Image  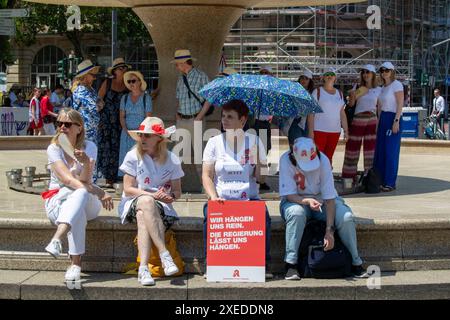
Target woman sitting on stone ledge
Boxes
[43,108,114,283]
[118,117,183,286]
[202,99,272,278]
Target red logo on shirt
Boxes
[294,171,306,190]
[144,177,151,184]
[233,269,240,278]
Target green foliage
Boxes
[12,1,150,55]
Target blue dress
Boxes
[118,92,152,176]
[72,85,99,143]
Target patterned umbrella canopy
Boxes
[198,74,322,117]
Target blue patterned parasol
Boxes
[198,74,322,117]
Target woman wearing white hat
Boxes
[96,58,131,187]
[311,68,348,165]
[118,70,153,178]
[118,117,182,286]
[279,137,367,280]
[71,60,101,143]
[342,64,381,181]
[373,62,404,192]
[44,108,114,282]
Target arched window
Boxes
[31,46,66,89]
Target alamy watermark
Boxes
[366,265,381,290]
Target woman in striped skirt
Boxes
[342,64,381,181]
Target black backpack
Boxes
[297,220,352,279]
[362,168,381,194]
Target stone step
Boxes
[2,269,450,300]
[1,208,450,273]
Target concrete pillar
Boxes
[133,5,245,121]
[133,5,245,192]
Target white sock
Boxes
[139,266,149,273]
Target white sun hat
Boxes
[128,117,176,141]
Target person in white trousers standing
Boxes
[43,108,114,282]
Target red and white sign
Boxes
[206,200,266,283]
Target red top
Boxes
[40,96,54,117]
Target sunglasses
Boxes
[56,121,79,128]
[360,70,372,74]
[127,79,139,84]
[137,133,152,138]
[379,68,391,73]
[323,73,336,77]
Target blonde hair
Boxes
[50,108,85,150]
[71,73,93,93]
[135,137,168,165]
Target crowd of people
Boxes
[40,49,407,285]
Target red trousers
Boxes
[314,131,341,165]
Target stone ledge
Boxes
[2,270,450,300]
[1,215,450,232]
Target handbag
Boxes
[43,115,55,124]
[298,220,352,279]
[182,75,215,117]
[344,104,355,127]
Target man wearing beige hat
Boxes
[172,49,211,149]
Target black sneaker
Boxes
[284,264,301,280]
[352,265,370,278]
[259,182,271,191]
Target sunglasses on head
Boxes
[127,79,139,84]
[323,72,336,77]
[56,121,79,128]
[137,132,152,138]
[379,68,391,73]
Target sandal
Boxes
[381,185,396,192]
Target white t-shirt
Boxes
[433,96,445,114]
[378,80,403,113]
[312,87,345,133]
[203,132,267,200]
[355,87,382,114]
[118,149,184,223]
[47,140,97,190]
[279,151,337,201]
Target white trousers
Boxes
[46,188,101,255]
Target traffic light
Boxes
[57,58,68,80]
[421,73,429,86]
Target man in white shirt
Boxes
[432,89,446,132]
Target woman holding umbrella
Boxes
[202,99,272,278]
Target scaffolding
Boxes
[223,0,450,106]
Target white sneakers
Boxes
[65,265,81,282]
[160,251,179,276]
[138,267,155,286]
[45,239,62,258]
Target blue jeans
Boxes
[203,201,271,261]
[280,197,363,266]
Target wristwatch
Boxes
[326,225,335,233]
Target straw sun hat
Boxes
[123,70,147,91]
[74,60,100,79]
[128,117,176,141]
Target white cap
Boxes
[380,62,395,70]
[292,138,320,172]
[361,64,376,73]
[302,70,313,79]
[323,67,337,75]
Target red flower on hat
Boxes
[151,124,165,135]
[139,125,145,131]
